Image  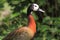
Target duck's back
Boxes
[2,27,35,40]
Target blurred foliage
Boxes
[0,0,60,40]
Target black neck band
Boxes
[27,6,32,16]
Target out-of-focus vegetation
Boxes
[0,0,60,40]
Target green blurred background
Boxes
[0,0,60,40]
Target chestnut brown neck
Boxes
[28,14,36,33]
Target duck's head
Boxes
[27,3,45,15]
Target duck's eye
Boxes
[35,5,37,7]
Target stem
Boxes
[43,32,46,40]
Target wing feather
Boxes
[2,27,34,40]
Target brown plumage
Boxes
[2,3,45,40]
[3,15,36,40]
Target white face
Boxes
[32,4,39,11]
[31,3,45,13]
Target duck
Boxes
[2,3,45,40]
